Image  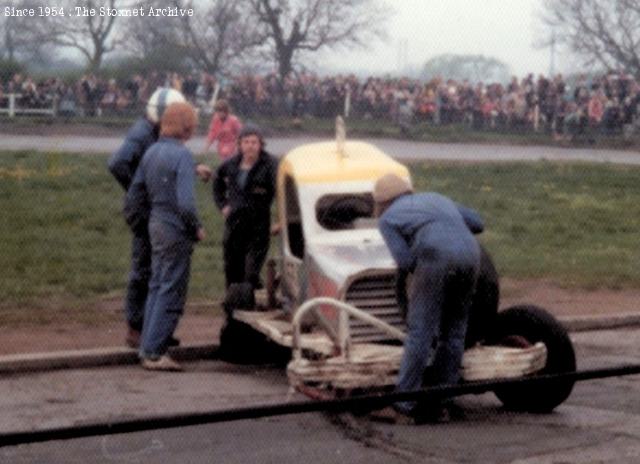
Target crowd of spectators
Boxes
[0,71,218,118]
[2,69,640,138]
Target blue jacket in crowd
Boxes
[378,192,484,271]
[126,137,201,241]
[108,117,159,191]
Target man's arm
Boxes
[266,154,278,203]
[108,121,155,190]
[205,116,220,150]
[123,166,149,233]
[456,203,484,234]
[379,215,414,271]
[231,116,242,138]
[212,161,229,211]
[176,153,202,240]
[108,137,142,190]
[195,163,212,182]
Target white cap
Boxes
[146,87,186,124]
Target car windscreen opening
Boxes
[316,193,376,230]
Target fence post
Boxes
[52,95,59,117]
[344,86,351,118]
[9,94,15,118]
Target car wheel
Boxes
[219,318,290,365]
[488,305,576,413]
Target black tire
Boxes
[488,305,576,413]
[395,244,500,348]
[218,318,290,365]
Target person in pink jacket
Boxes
[204,99,242,161]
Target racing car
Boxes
[220,120,576,413]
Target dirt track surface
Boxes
[499,278,640,316]
[0,313,223,356]
[2,279,639,356]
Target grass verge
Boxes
[1,150,639,324]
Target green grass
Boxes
[1,150,639,325]
[412,161,640,289]
[0,150,226,324]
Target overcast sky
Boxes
[318,0,577,78]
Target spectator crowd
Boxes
[2,69,640,138]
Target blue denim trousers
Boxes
[395,254,479,414]
[126,230,151,332]
[140,221,193,358]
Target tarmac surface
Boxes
[2,133,640,165]
[2,327,640,463]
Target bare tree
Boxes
[126,16,179,58]
[247,0,389,82]
[543,0,640,74]
[116,1,188,78]
[124,0,184,58]
[177,0,265,75]
[1,15,17,61]
[36,0,121,72]
[122,0,263,76]
[1,0,52,63]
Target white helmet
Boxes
[146,87,186,124]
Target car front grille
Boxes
[344,274,406,343]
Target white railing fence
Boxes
[0,94,58,117]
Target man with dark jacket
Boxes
[108,87,187,348]
[212,124,278,290]
[370,173,484,424]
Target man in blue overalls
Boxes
[109,88,210,348]
[370,173,484,424]
[126,101,206,371]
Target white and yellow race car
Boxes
[222,119,576,413]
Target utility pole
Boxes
[549,28,556,77]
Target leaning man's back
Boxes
[379,192,483,271]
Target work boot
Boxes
[369,406,415,425]
[141,355,183,372]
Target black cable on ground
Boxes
[2,363,640,448]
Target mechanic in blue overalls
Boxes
[370,173,484,424]
[109,88,210,349]
[126,101,206,371]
